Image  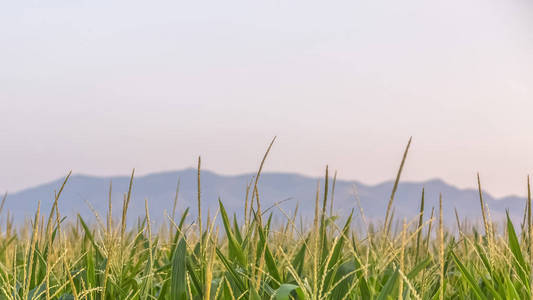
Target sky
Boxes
[1,0,533,197]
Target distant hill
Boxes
[2,169,527,227]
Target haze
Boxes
[1,0,533,197]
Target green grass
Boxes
[1,139,533,299]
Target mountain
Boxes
[1,169,527,227]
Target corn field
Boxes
[1,140,533,299]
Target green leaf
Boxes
[249,284,262,300]
[219,199,246,266]
[170,238,187,300]
[407,257,430,279]
[290,238,308,278]
[352,239,371,299]
[377,268,399,300]
[77,214,104,260]
[273,284,305,300]
[506,212,529,289]
[330,260,356,299]
[321,211,353,293]
[451,251,486,300]
[86,244,96,298]
[169,208,189,261]
[257,224,282,287]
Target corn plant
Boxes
[1,139,533,299]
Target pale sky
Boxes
[1,0,533,197]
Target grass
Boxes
[1,139,533,299]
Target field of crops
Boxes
[1,142,533,300]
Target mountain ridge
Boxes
[2,169,527,226]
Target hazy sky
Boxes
[1,0,533,197]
